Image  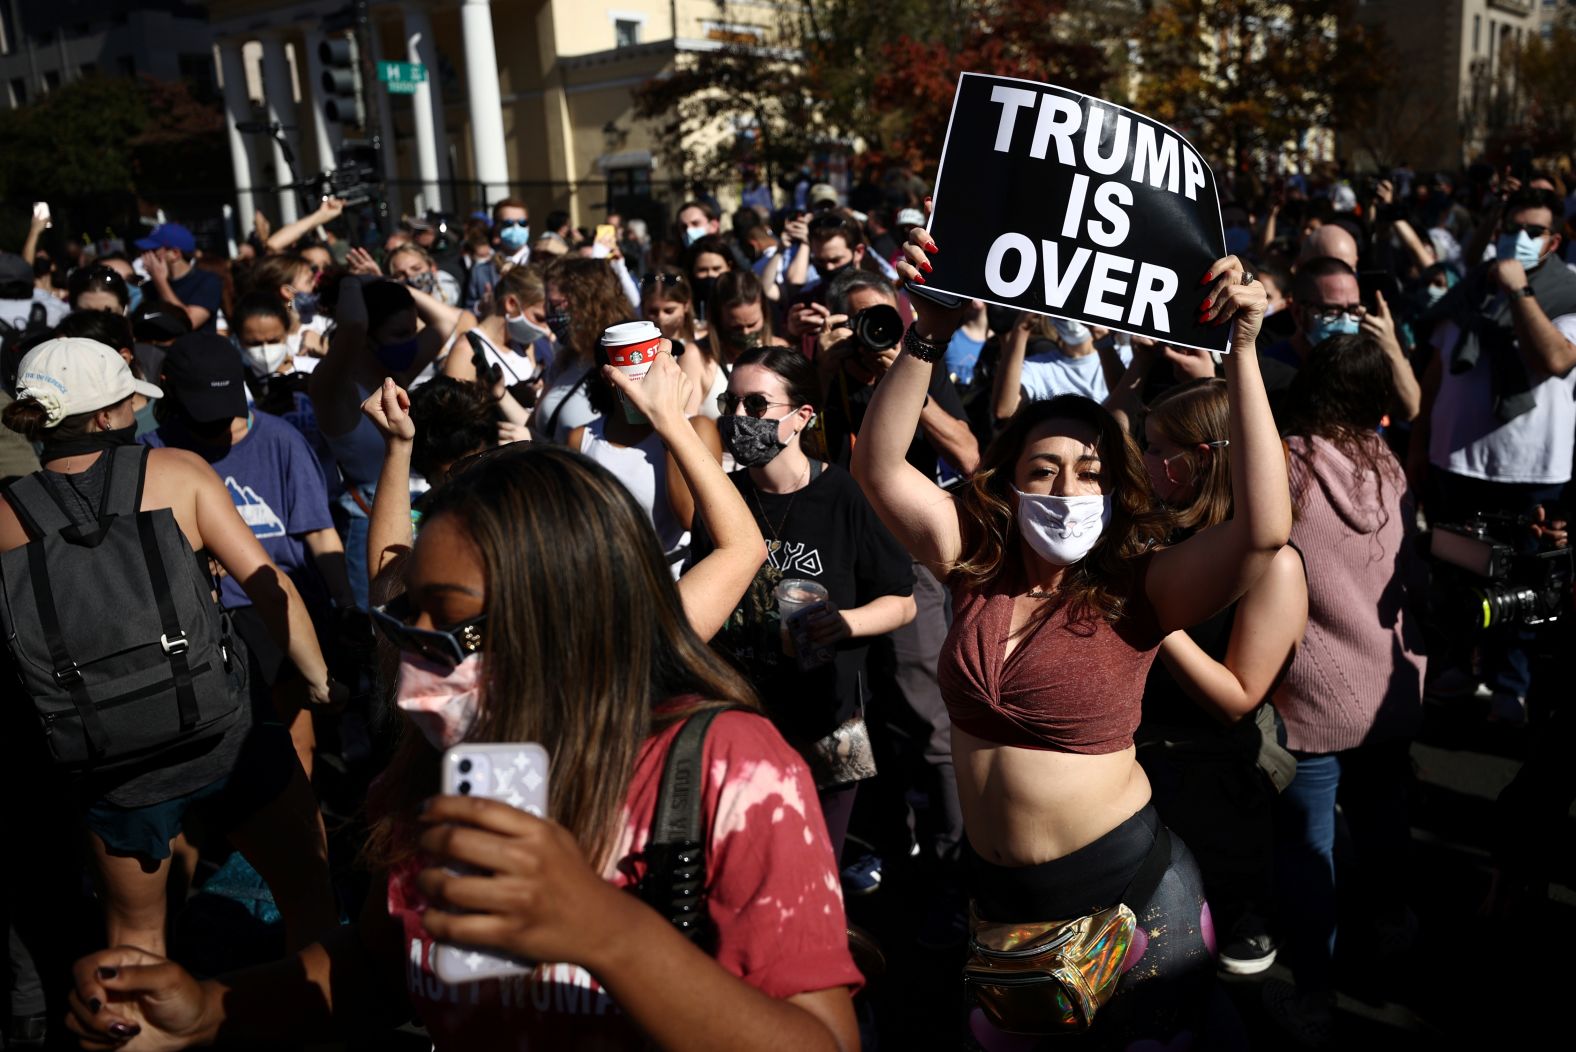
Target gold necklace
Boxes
[749,458,811,544]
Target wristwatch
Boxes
[903,326,948,363]
[1517,285,1536,299]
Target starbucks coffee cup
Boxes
[600,321,664,423]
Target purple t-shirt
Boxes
[142,409,335,610]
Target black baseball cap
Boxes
[161,333,248,422]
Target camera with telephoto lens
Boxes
[852,304,904,352]
[1428,513,1572,636]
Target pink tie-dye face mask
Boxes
[396,652,484,749]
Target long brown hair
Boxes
[545,257,631,367]
[1144,378,1232,534]
[364,445,759,871]
[950,395,1169,622]
[1283,333,1401,515]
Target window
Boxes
[614,18,640,48]
[79,62,96,77]
[42,69,59,91]
[1473,14,1481,53]
[8,78,26,107]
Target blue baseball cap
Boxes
[134,223,196,255]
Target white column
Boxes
[461,0,510,205]
[258,31,301,224]
[366,17,404,217]
[405,4,449,213]
[216,41,260,238]
[302,25,341,174]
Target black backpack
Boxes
[1,445,244,768]
[0,302,50,394]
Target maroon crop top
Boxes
[938,558,1165,753]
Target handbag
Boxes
[962,826,1171,1035]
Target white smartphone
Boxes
[32,202,50,228]
[432,741,550,984]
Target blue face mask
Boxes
[373,336,421,373]
[1304,311,1361,347]
[1495,230,1545,270]
[1425,284,1448,305]
[293,290,320,319]
[127,283,143,313]
[498,223,530,251]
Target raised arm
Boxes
[1360,290,1422,422]
[1156,545,1306,724]
[1145,257,1292,633]
[1102,341,1159,434]
[360,380,417,602]
[852,225,971,580]
[1492,257,1576,377]
[991,315,1033,422]
[605,348,766,642]
[310,276,371,436]
[267,198,345,253]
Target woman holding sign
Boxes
[853,220,1290,1045]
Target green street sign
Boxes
[377,61,427,94]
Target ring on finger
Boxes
[1240,271,1255,285]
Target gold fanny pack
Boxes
[962,827,1171,1035]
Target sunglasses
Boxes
[497,218,529,229]
[1503,222,1550,239]
[809,213,849,230]
[1303,305,1361,324]
[1144,441,1229,486]
[641,272,684,289]
[371,594,486,667]
[717,392,796,418]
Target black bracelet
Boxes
[903,325,947,363]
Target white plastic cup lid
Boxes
[600,320,662,347]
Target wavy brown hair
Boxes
[544,257,633,368]
[364,445,759,871]
[950,395,1169,623]
[1144,378,1232,535]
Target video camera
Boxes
[1428,513,1572,635]
[312,141,381,209]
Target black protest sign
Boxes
[925,73,1229,353]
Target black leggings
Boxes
[962,806,1220,1051]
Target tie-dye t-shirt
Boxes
[387,709,862,1050]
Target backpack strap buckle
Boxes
[160,632,189,656]
[53,663,83,687]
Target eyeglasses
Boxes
[1143,441,1229,486]
[809,213,850,231]
[371,594,486,667]
[497,218,529,229]
[1503,222,1550,239]
[1303,305,1361,324]
[641,272,684,289]
[717,392,796,418]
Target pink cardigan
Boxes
[1275,435,1426,754]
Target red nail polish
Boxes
[1200,273,1213,285]
[1201,299,1213,311]
[919,260,933,273]
[927,242,939,254]
[914,274,927,285]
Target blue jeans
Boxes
[1273,740,1412,993]
[1426,469,1565,697]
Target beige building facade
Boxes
[201,0,788,237]
[1351,0,1538,172]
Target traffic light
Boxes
[319,34,362,127]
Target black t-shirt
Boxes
[685,462,914,769]
[170,265,224,333]
[821,362,969,481]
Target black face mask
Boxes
[718,414,790,468]
[181,412,235,445]
[819,260,853,281]
[40,424,138,460]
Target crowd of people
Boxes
[0,148,1571,1052]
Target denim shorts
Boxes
[82,723,297,862]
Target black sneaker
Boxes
[1218,917,1278,975]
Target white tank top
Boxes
[696,356,730,421]
[578,419,690,578]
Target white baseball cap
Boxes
[15,338,163,427]
[1051,318,1092,346]
[895,208,926,228]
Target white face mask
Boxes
[506,311,551,346]
[1014,489,1112,567]
[683,223,709,246]
[238,341,290,377]
[395,652,484,750]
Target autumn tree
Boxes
[1497,13,1576,170]
[1130,0,1385,173]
